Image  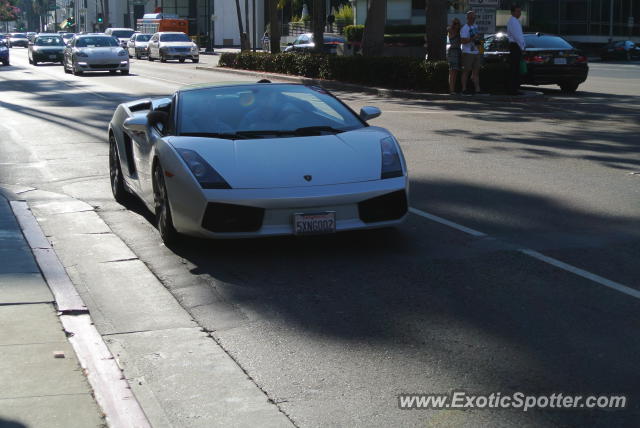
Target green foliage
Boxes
[219,51,511,94]
[344,24,364,42]
[334,4,353,25]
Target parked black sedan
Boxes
[600,40,640,61]
[484,32,589,93]
[28,34,65,65]
[284,33,346,54]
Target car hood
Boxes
[160,42,194,48]
[169,127,388,189]
[76,47,124,56]
[33,46,64,50]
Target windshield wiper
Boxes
[292,126,346,135]
[180,132,248,140]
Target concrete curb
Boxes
[4,190,152,428]
[196,65,546,102]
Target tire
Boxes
[2,61,8,66]
[192,58,199,63]
[121,69,129,75]
[559,81,579,93]
[28,56,32,64]
[179,57,185,63]
[148,53,154,61]
[153,163,181,246]
[33,60,38,66]
[64,58,71,73]
[109,134,131,205]
[160,54,167,63]
[109,70,117,74]
[72,60,82,75]
[135,52,141,59]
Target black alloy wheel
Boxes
[153,164,181,246]
[559,81,579,93]
[179,57,185,63]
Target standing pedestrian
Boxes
[447,18,462,95]
[507,4,525,95]
[460,11,482,95]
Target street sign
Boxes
[471,7,496,35]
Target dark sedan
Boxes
[600,40,640,61]
[284,33,346,54]
[8,33,29,48]
[484,32,589,93]
[28,34,65,65]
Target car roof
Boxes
[107,28,134,31]
[157,32,188,35]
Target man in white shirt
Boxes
[507,4,525,95]
[460,10,482,94]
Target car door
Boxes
[137,99,174,204]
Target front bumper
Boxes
[166,175,409,239]
[32,51,64,62]
[524,64,589,85]
[160,49,199,60]
[76,59,129,71]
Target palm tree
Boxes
[234,0,248,50]
[268,0,281,53]
[362,0,385,56]
[425,0,448,61]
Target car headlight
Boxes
[191,44,198,52]
[118,49,127,56]
[75,50,88,57]
[380,136,404,179]
[176,148,231,189]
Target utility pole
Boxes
[609,0,614,39]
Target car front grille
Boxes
[358,190,408,223]
[173,47,190,52]
[88,63,119,69]
[201,202,265,233]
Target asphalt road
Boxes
[1,49,639,427]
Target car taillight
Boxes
[575,55,588,63]
[524,55,545,64]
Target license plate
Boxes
[293,212,336,235]
[49,55,57,59]
[554,57,567,65]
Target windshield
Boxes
[12,34,27,39]
[75,37,119,47]
[524,35,574,49]
[111,30,135,39]
[178,84,364,138]
[35,36,64,46]
[136,34,151,42]
[160,33,191,42]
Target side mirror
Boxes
[359,106,381,121]
[123,115,148,134]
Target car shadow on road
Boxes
[112,175,640,426]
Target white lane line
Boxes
[409,206,639,300]
[519,249,640,299]
[408,207,487,237]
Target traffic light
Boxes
[67,17,75,28]
[97,13,103,23]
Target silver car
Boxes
[147,32,199,63]
[63,34,129,75]
[127,33,151,59]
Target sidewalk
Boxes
[0,190,105,427]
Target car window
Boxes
[484,36,509,51]
[524,35,573,49]
[75,37,119,47]
[177,84,364,136]
[35,36,64,46]
[12,34,27,38]
[111,30,135,39]
[160,33,190,42]
[136,34,151,42]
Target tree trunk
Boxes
[245,0,250,49]
[362,0,385,56]
[312,0,325,53]
[234,0,246,50]
[425,0,448,61]
[268,0,280,53]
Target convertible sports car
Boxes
[108,81,408,245]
